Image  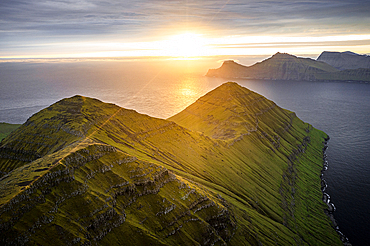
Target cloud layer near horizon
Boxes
[1,0,370,57]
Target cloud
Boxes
[1,0,369,57]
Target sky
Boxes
[1,0,370,59]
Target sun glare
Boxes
[160,33,208,58]
[3,33,370,59]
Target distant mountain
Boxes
[207,52,370,82]
[0,84,342,245]
[317,51,370,70]
[207,52,338,80]
[206,60,250,79]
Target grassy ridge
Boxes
[0,83,341,245]
[170,83,341,244]
[0,142,236,245]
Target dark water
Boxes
[234,79,370,246]
[1,60,369,245]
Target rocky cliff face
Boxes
[317,51,370,70]
[247,52,338,81]
[0,142,236,245]
[0,83,342,245]
[206,52,338,81]
[207,52,370,82]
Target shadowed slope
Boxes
[317,51,370,70]
[206,53,338,80]
[0,83,342,245]
[207,52,370,82]
[0,123,21,142]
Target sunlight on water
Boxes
[0,58,223,122]
[180,88,196,96]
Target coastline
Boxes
[205,75,370,84]
[321,136,352,245]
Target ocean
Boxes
[1,59,369,245]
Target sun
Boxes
[160,33,208,58]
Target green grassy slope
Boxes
[170,82,341,245]
[0,97,93,177]
[0,83,341,245]
[0,123,21,142]
[206,52,370,82]
[0,141,236,245]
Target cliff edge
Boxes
[207,52,370,82]
[0,83,342,245]
[317,51,370,70]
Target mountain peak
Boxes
[220,59,246,68]
[169,82,279,139]
[0,83,341,245]
[343,51,358,55]
[317,50,370,70]
[271,52,297,59]
[206,52,339,80]
[0,95,128,176]
[212,81,240,91]
[206,60,247,78]
[223,59,238,64]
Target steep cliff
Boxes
[206,60,250,78]
[317,51,370,70]
[207,52,370,82]
[206,53,338,81]
[0,83,342,245]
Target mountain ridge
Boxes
[317,51,370,70]
[0,83,342,245]
[207,52,370,82]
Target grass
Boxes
[0,123,21,142]
[0,83,342,245]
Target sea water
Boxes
[1,60,369,245]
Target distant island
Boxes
[317,51,370,70]
[206,51,370,82]
[0,83,345,245]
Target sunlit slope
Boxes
[0,142,236,245]
[168,82,281,139]
[169,82,341,245]
[0,83,341,245]
[0,96,93,177]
